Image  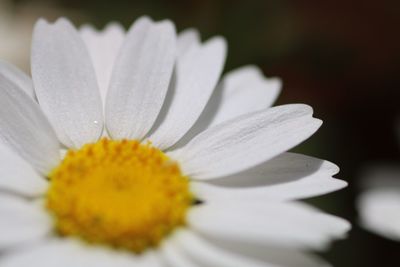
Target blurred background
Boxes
[2,0,399,265]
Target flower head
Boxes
[0,17,349,266]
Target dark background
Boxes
[7,0,400,266]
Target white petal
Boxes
[80,23,125,104]
[0,239,162,267]
[358,189,400,241]
[161,238,326,267]
[0,195,51,250]
[191,153,347,201]
[174,65,282,148]
[31,18,104,148]
[169,104,322,179]
[177,28,200,57]
[160,241,201,267]
[105,17,176,140]
[171,230,274,267]
[0,143,47,196]
[148,37,227,150]
[207,65,282,126]
[0,71,60,174]
[198,238,330,267]
[188,201,350,251]
[0,60,34,99]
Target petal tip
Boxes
[206,36,228,53]
[104,21,125,32]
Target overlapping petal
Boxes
[177,28,200,57]
[80,23,125,103]
[32,18,104,148]
[188,201,350,251]
[0,143,47,196]
[169,104,322,179]
[191,153,347,201]
[0,196,51,250]
[163,233,329,267]
[0,60,34,99]
[201,65,281,128]
[105,17,176,140]
[148,36,227,149]
[174,65,281,147]
[0,70,60,174]
[171,230,272,267]
[196,239,330,267]
[0,239,162,267]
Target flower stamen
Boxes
[46,138,192,253]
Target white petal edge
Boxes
[358,189,400,241]
[0,60,34,99]
[0,142,47,197]
[174,65,282,149]
[160,241,201,267]
[169,104,322,179]
[197,237,331,267]
[0,195,52,250]
[31,18,104,148]
[0,70,60,174]
[206,65,282,127]
[80,22,125,104]
[188,201,350,251]
[148,36,227,150]
[177,28,200,57]
[0,239,162,267]
[162,236,329,267]
[105,17,176,140]
[171,229,275,267]
[191,152,347,201]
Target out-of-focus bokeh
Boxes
[2,0,399,265]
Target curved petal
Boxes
[188,201,350,251]
[0,239,162,267]
[191,153,347,201]
[169,104,322,179]
[148,36,227,150]
[0,71,60,174]
[358,189,400,241]
[105,17,176,140]
[0,196,51,250]
[208,65,281,126]
[161,237,327,267]
[80,23,125,104]
[0,143,47,197]
[171,230,274,267]
[0,60,34,99]
[31,18,104,148]
[197,238,330,267]
[173,65,282,148]
[177,28,200,57]
[160,241,201,267]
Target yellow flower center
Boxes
[46,138,192,253]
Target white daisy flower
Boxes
[0,17,350,267]
[358,165,400,241]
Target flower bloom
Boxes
[0,17,350,266]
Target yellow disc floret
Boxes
[46,138,192,253]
